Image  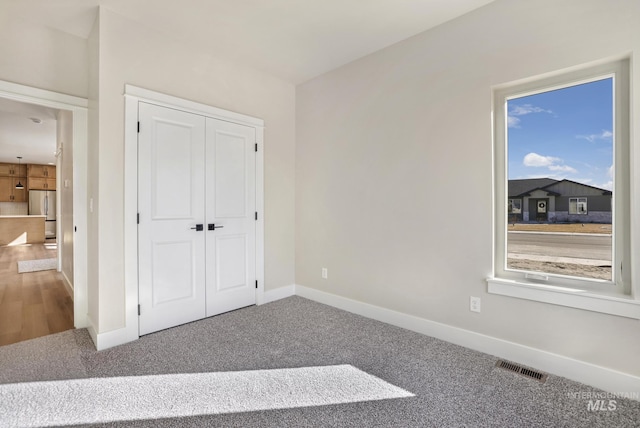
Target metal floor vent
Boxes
[496,360,548,383]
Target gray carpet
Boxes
[2,365,413,427]
[0,296,638,427]
[17,258,57,273]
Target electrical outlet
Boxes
[321,268,328,279]
[470,296,481,313]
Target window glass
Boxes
[506,78,613,281]
[569,198,588,215]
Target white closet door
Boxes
[138,102,206,335]
[205,117,256,316]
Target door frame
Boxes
[532,198,548,222]
[124,85,265,342]
[0,80,89,329]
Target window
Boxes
[508,199,521,214]
[505,76,613,282]
[488,59,638,319]
[569,197,587,215]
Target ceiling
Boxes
[3,0,495,85]
[0,98,57,165]
[0,0,495,164]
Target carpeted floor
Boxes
[0,296,638,427]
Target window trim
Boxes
[569,197,588,215]
[488,58,638,318]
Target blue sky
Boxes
[507,78,613,190]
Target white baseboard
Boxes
[86,316,98,349]
[295,284,640,398]
[61,271,74,301]
[261,285,296,304]
[85,315,139,351]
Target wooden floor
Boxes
[0,242,73,347]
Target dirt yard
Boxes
[507,259,612,281]
[508,223,611,234]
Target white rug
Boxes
[17,258,57,273]
[0,365,414,427]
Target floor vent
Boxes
[496,360,548,383]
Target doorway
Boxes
[530,198,548,222]
[0,80,89,344]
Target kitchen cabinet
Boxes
[0,215,45,245]
[27,177,56,190]
[0,162,27,177]
[27,164,57,190]
[28,164,56,178]
[0,176,27,202]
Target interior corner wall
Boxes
[95,8,296,333]
[0,17,88,98]
[295,0,640,377]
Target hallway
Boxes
[0,243,73,346]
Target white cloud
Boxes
[597,181,613,191]
[548,164,578,174]
[577,130,613,142]
[507,104,553,129]
[523,152,560,167]
[510,104,553,116]
[522,152,578,178]
[594,166,615,191]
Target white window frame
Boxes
[488,58,640,319]
[569,197,588,215]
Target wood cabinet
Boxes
[0,216,45,245]
[27,177,56,190]
[0,162,27,201]
[28,164,56,179]
[0,176,27,202]
[0,162,27,177]
[27,164,57,190]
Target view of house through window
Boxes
[506,78,613,281]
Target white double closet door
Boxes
[138,102,256,335]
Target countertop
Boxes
[0,215,46,218]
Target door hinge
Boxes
[255,280,258,289]
[138,304,141,315]
[137,213,140,224]
[255,143,258,152]
[255,212,258,221]
[137,121,140,133]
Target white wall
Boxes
[0,17,88,98]
[91,8,296,333]
[57,110,74,286]
[296,0,640,376]
[87,17,100,329]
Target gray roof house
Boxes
[508,178,612,223]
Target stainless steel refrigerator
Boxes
[29,190,56,239]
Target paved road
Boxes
[507,231,612,264]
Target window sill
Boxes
[486,277,640,319]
